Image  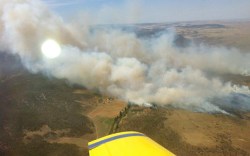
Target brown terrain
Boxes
[175,21,250,52]
[1,20,250,156]
[88,21,250,155]
[18,88,127,154]
[116,106,250,155]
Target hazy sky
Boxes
[43,0,250,23]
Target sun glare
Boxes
[41,39,61,59]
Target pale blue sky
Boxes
[43,0,250,23]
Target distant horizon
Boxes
[95,18,250,25]
[65,18,250,27]
[43,0,250,24]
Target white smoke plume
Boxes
[1,0,250,113]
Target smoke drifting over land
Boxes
[1,0,250,113]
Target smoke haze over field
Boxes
[43,0,250,23]
[1,0,250,113]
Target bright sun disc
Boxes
[41,39,61,59]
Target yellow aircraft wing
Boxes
[88,131,175,156]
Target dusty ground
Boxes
[87,100,126,138]
[22,88,126,151]
[75,89,126,138]
[175,21,250,52]
[23,21,250,155]
[113,21,250,155]
[117,106,250,155]
[1,20,250,156]
[23,124,92,149]
[166,109,250,153]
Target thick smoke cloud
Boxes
[1,0,250,113]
